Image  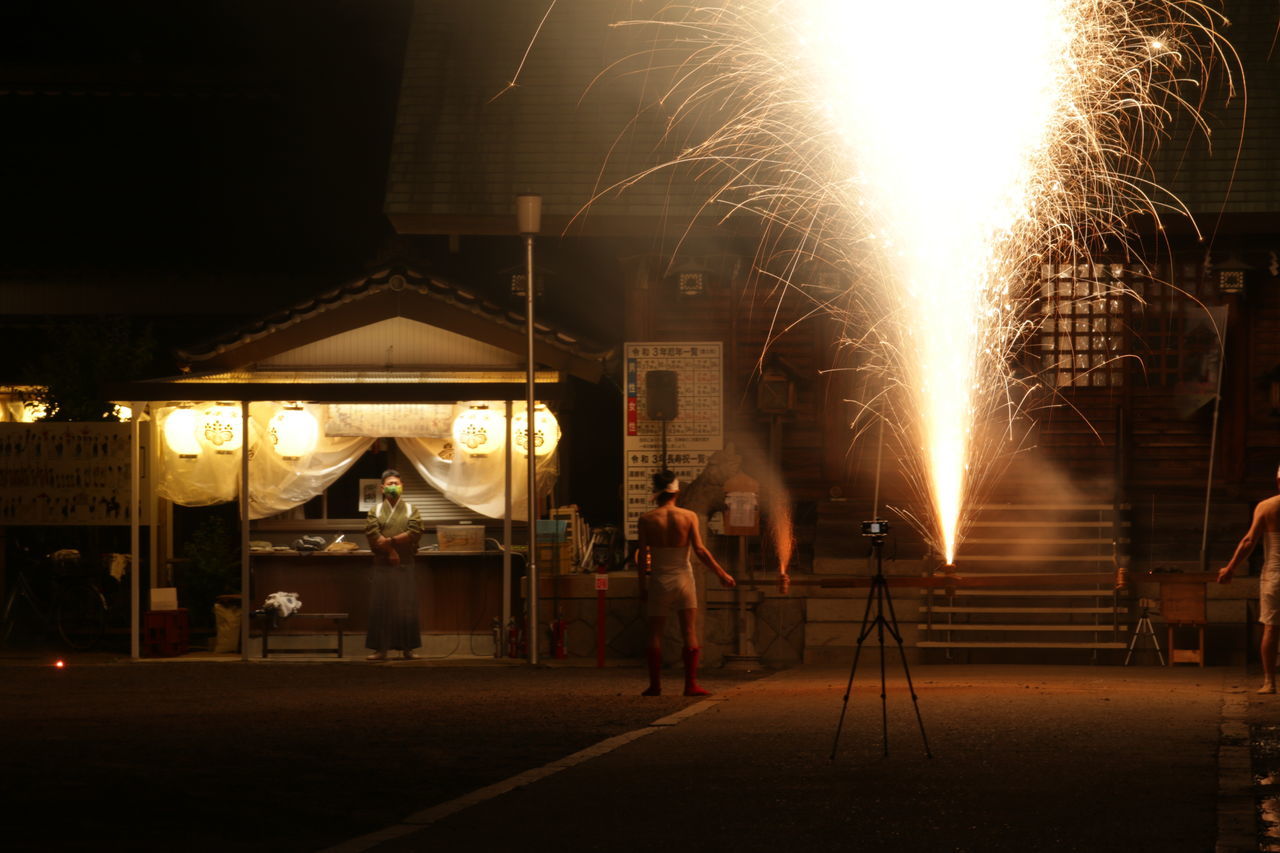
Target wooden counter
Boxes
[252,550,509,633]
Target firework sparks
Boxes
[621,0,1225,563]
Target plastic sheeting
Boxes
[396,401,558,520]
[154,404,242,507]
[154,400,556,521]
[247,404,374,520]
[154,403,372,518]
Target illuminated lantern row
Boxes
[512,403,560,457]
[163,404,319,460]
[450,402,561,459]
[159,402,557,461]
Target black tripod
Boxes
[830,532,932,760]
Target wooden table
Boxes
[250,550,508,633]
[1135,572,1213,667]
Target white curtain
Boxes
[396,401,557,520]
[154,400,555,520]
[154,403,372,518]
[155,403,241,507]
[247,404,374,520]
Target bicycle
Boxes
[0,548,107,651]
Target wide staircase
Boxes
[917,501,1131,659]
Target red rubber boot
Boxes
[641,647,663,696]
[683,647,710,696]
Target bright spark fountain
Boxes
[619,0,1226,563]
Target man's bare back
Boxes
[637,503,699,548]
[638,505,734,587]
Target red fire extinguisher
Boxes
[550,611,567,659]
[507,617,525,659]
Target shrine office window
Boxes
[1037,263,1132,388]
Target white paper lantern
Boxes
[513,403,560,457]
[452,404,503,457]
[269,406,319,460]
[199,404,242,454]
[163,408,202,457]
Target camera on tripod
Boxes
[861,519,890,538]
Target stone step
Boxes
[931,606,1124,614]
[945,589,1116,597]
[917,640,1128,649]
[918,623,1127,632]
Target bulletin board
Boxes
[622,342,722,539]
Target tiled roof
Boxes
[174,265,609,381]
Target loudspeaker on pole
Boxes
[645,370,679,421]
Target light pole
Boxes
[517,193,542,665]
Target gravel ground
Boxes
[2,655,1234,853]
[1,654,755,853]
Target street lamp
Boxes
[517,193,542,665]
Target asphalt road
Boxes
[0,654,1240,852]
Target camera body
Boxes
[861,519,890,537]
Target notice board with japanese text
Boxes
[623,342,723,539]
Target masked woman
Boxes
[364,469,423,661]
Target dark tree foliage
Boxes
[24,317,155,422]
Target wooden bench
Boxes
[256,611,349,658]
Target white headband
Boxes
[663,478,680,493]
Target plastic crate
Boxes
[536,519,568,542]
[143,609,189,657]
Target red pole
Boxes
[595,569,608,668]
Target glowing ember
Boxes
[621,0,1224,562]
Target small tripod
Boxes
[1123,598,1165,666]
[830,528,932,760]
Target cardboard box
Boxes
[438,524,485,552]
[536,542,576,573]
[149,587,179,611]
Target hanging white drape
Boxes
[396,401,557,520]
[155,403,372,518]
[154,400,555,520]
[155,403,241,506]
[246,403,374,519]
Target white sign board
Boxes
[0,423,137,525]
[623,342,722,539]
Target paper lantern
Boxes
[452,404,503,457]
[199,404,242,454]
[163,408,202,457]
[513,403,560,457]
[269,406,319,460]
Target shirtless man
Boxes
[636,469,736,696]
[1217,466,1280,693]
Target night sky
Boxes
[1,1,412,276]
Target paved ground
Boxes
[0,651,1255,852]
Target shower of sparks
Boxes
[619,0,1226,563]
